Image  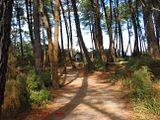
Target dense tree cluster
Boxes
[0,0,160,118]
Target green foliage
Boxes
[26,70,51,105]
[126,56,160,79]
[92,59,106,71]
[108,68,128,82]
[119,2,130,20]
[3,76,30,117]
[27,70,43,90]
[13,41,33,57]
[3,49,30,117]
[121,66,160,118]
[16,74,30,110]
[115,69,128,79]
[108,73,117,81]
[126,57,151,71]
[30,89,51,104]
[41,68,52,87]
[129,67,152,100]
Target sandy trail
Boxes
[16,67,133,120]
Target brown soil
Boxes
[13,66,134,120]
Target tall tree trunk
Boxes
[33,0,43,74]
[16,4,24,57]
[92,0,108,63]
[67,0,74,58]
[143,1,160,58]
[25,0,34,46]
[89,0,101,59]
[52,0,60,88]
[89,19,95,59]
[101,0,115,62]
[136,0,146,53]
[0,0,13,117]
[152,1,160,49]
[128,0,139,56]
[41,22,48,69]
[71,0,93,70]
[126,18,132,55]
[116,0,125,57]
[60,0,76,68]
[42,5,55,87]
[60,14,67,74]
[113,8,119,56]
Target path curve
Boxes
[17,68,133,120]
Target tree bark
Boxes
[143,1,160,58]
[101,0,115,62]
[60,0,76,68]
[67,0,74,58]
[0,0,13,117]
[16,4,24,57]
[25,0,34,46]
[116,0,125,57]
[60,14,67,74]
[128,0,139,56]
[42,4,56,87]
[52,0,60,88]
[71,0,93,70]
[33,0,43,74]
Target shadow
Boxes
[59,73,67,87]
[60,68,81,87]
[43,72,88,120]
[62,71,80,87]
[83,101,126,120]
[44,90,127,120]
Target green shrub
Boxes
[3,80,21,116]
[27,70,44,90]
[16,74,30,110]
[122,79,132,87]
[130,67,152,100]
[108,73,116,81]
[3,75,30,117]
[122,66,160,118]
[115,69,128,79]
[148,60,160,79]
[41,69,52,87]
[126,56,151,71]
[126,56,160,79]
[30,89,51,104]
[144,89,160,116]
[92,59,105,71]
[26,70,51,105]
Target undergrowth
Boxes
[2,48,52,118]
[110,56,160,120]
[27,69,52,105]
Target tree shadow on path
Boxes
[43,72,88,120]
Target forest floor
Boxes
[15,65,134,120]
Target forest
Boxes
[0,0,160,120]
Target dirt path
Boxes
[17,67,133,120]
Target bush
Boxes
[144,89,160,116]
[115,69,128,79]
[92,59,106,71]
[122,67,160,118]
[130,67,152,100]
[41,68,52,87]
[30,89,51,104]
[126,56,160,79]
[16,74,30,110]
[126,56,151,71]
[3,74,30,117]
[26,70,51,105]
[27,70,44,90]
